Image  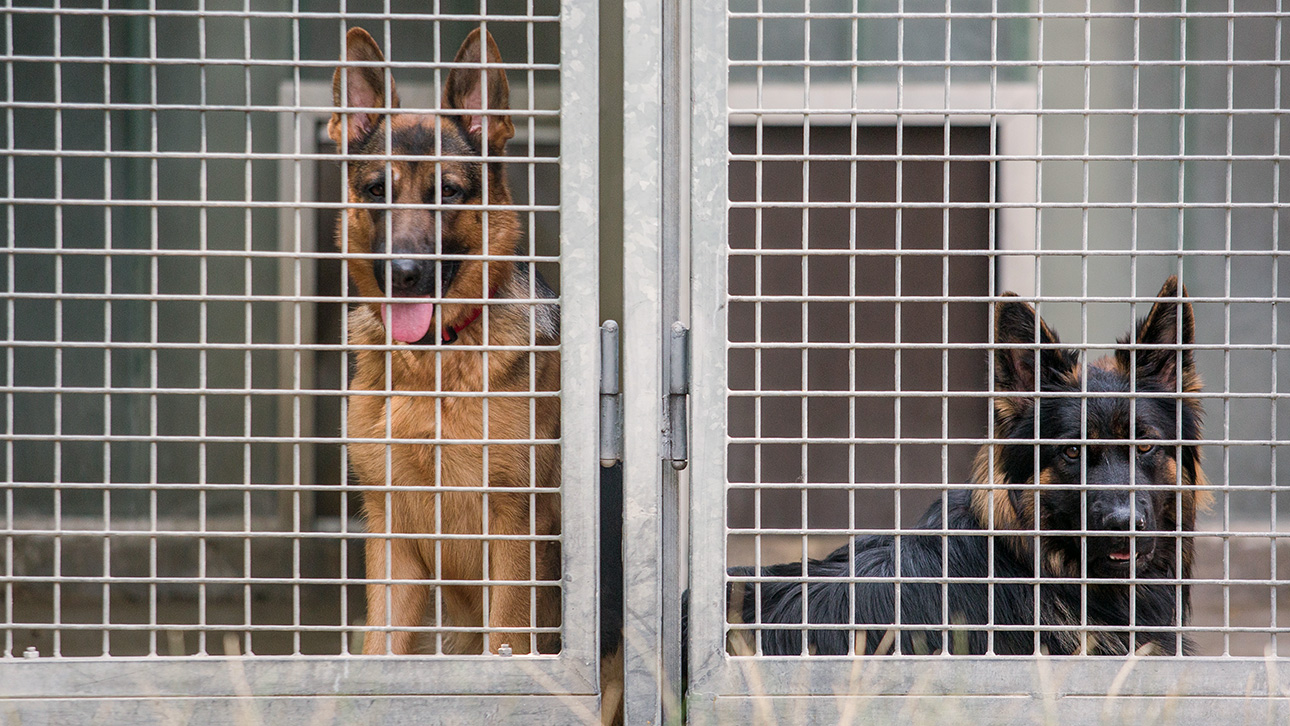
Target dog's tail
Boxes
[681,560,834,685]
[725,553,867,657]
[681,561,828,685]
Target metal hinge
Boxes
[599,321,622,468]
[668,322,690,470]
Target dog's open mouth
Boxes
[381,298,435,343]
[1103,540,1155,567]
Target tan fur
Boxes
[968,448,1035,563]
[348,302,562,656]
[332,27,561,657]
[599,645,625,726]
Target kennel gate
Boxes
[0,1,610,723]
[7,1,1290,724]
[681,1,1290,724]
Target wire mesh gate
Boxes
[685,1,1290,723]
[0,1,605,722]
[8,1,1290,724]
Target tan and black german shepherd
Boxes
[330,27,561,656]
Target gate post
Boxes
[622,0,687,722]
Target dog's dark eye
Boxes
[441,183,461,201]
[1062,446,1080,461]
[367,182,385,199]
[1136,443,1155,455]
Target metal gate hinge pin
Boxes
[668,322,690,470]
[599,321,623,467]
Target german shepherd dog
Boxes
[330,27,561,656]
[724,277,1207,657]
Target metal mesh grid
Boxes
[1,1,572,661]
[720,1,1290,663]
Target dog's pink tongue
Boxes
[381,301,435,343]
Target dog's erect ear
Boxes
[329,27,400,146]
[992,293,1075,394]
[1119,275,1198,393]
[443,29,514,154]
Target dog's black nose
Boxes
[1092,499,1148,531]
[389,259,422,291]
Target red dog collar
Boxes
[441,306,482,344]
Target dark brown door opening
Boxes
[726,124,993,549]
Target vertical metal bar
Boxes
[1030,0,1046,657]
[661,0,686,713]
[337,0,354,658]
[685,0,728,715]
[798,0,812,655]
[197,0,209,657]
[1271,0,1283,658]
[148,0,160,658]
[941,0,953,655]
[985,0,999,658]
[1176,0,1193,662]
[1079,0,1092,654]
[622,0,684,720]
[558,0,605,691]
[478,1,494,656]
[892,0,905,652]
[288,0,303,658]
[289,0,302,649]
[240,0,253,657]
[847,0,860,658]
[100,0,114,658]
[50,0,63,659]
[751,0,764,661]
[379,0,396,658]
[525,2,539,659]
[1221,0,1235,659]
[2,0,13,662]
[430,0,444,656]
[1129,0,1142,652]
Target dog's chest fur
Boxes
[345,302,560,494]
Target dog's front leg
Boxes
[487,537,537,655]
[484,491,541,655]
[363,534,430,655]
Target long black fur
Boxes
[730,489,1188,657]
[721,277,1207,658]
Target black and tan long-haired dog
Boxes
[330,27,561,656]
[725,277,1208,657]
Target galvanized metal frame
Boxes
[0,2,603,721]
[685,0,733,716]
[686,2,1290,723]
[622,0,686,722]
